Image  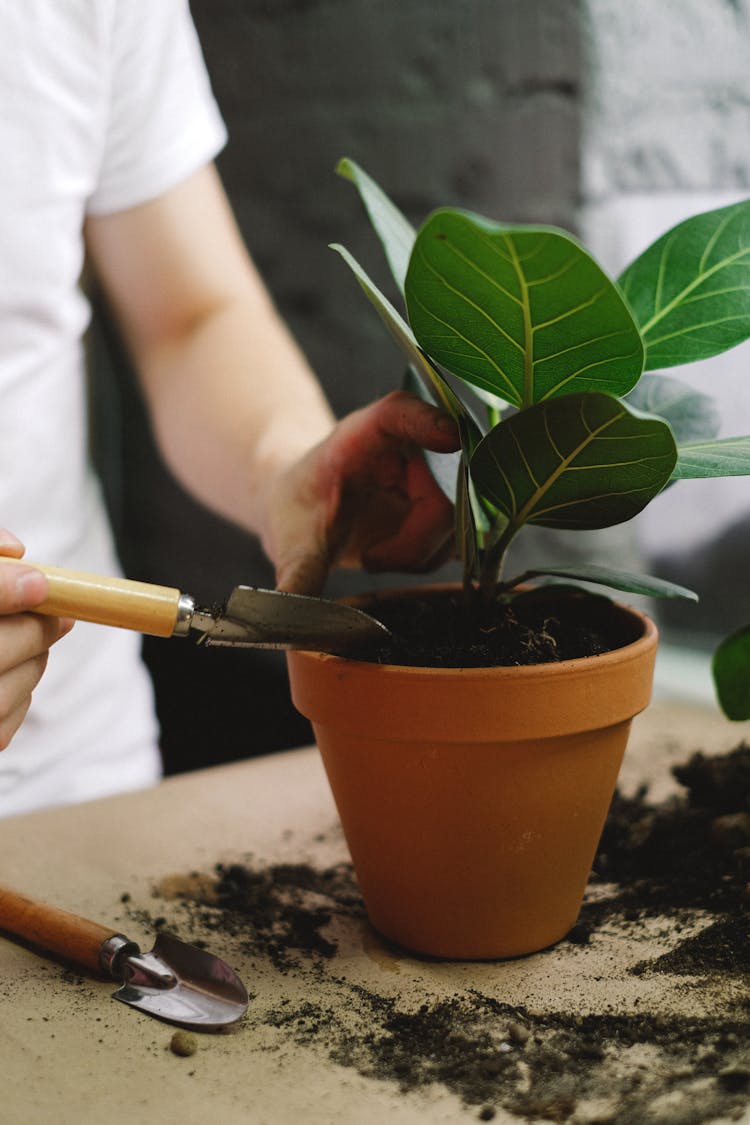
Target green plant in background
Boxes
[332,158,750,713]
[713,628,750,720]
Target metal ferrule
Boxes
[172,593,196,637]
[99,934,141,979]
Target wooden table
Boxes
[1,702,749,1125]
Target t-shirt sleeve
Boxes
[87,0,228,215]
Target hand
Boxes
[0,531,73,750]
[265,391,461,595]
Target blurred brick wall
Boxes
[581,0,750,199]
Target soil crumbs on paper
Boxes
[123,744,750,1124]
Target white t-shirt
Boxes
[0,1,227,816]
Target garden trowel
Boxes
[0,884,248,1029]
[0,559,389,654]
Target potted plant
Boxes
[287,159,750,959]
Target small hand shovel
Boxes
[0,559,389,654]
[0,885,248,1029]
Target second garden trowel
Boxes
[0,559,389,655]
[0,884,248,1029]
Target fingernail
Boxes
[435,412,458,433]
[15,570,47,604]
[0,529,24,553]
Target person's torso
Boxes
[0,2,157,815]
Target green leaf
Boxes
[672,435,750,479]
[455,455,481,581]
[469,391,677,534]
[624,373,721,444]
[713,626,750,720]
[618,199,750,370]
[336,158,415,295]
[403,367,493,544]
[404,209,644,408]
[403,367,461,502]
[405,351,485,576]
[514,564,698,601]
[330,242,472,428]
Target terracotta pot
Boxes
[287,588,658,960]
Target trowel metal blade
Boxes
[202,586,390,654]
[112,933,248,1029]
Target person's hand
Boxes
[0,531,73,750]
[264,391,461,595]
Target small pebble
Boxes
[508,1021,531,1045]
[170,1030,198,1058]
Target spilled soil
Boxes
[123,742,750,1123]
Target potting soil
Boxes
[352,586,643,668]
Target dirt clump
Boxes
[587,740,750,979]
[138,860,365,971]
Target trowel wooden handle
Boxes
[0,886,116,975]
[0,558,183,637]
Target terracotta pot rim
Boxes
[302,584,657,680]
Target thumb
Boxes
[275,550,331,597]
[367,391,460,452]
[0,529,26,559]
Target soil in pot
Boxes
[348,585,644,668]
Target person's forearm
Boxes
[84,165,335,551]
[137,279,335,543]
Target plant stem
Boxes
[477,520,517,608]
